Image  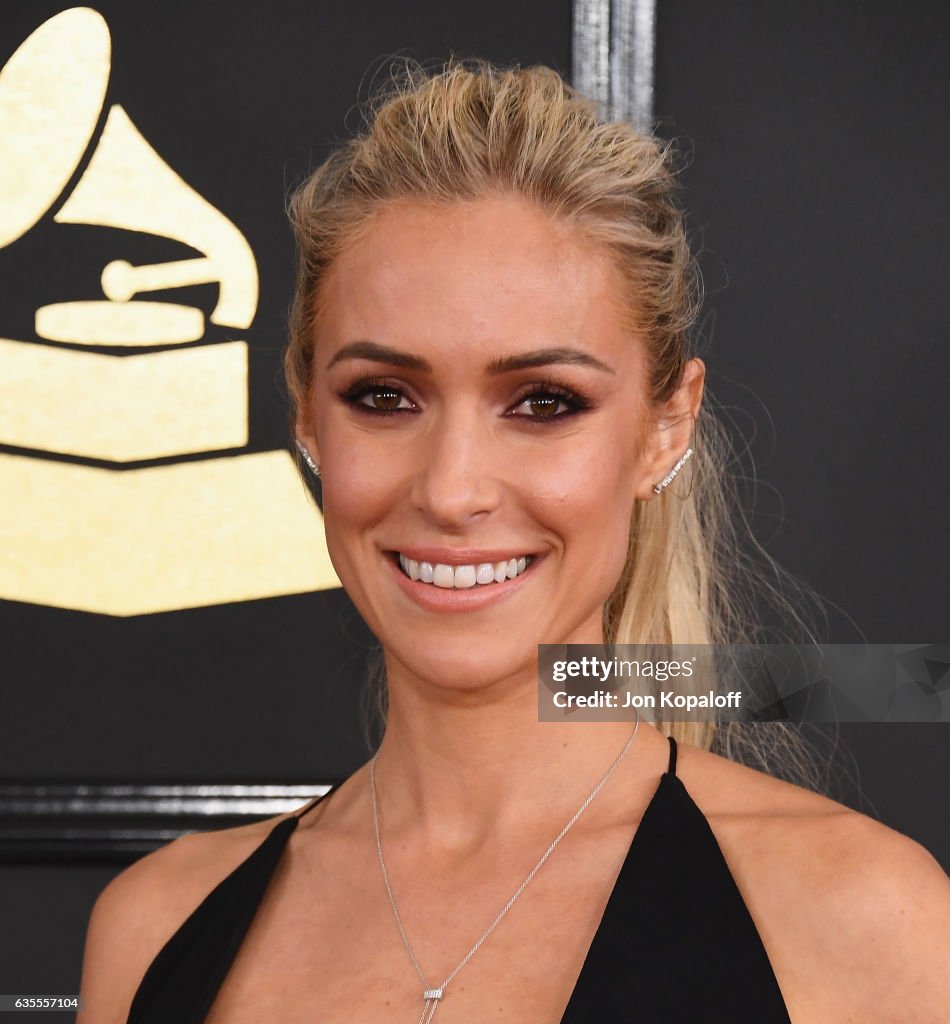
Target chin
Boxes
[394,643,537,693]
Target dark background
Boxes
[1,0,947,1012]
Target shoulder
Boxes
[680,742,950,1022]
[782,808,950,1022]
[805,812,950,1021]
[76,811,297,1024]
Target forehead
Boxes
[315,195,637,366]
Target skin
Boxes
[77,194,950,1023]
[294,192,704,844]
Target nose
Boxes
[409,402,503,528]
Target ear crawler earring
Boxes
[653,446,694,494]
[295,440,321,478]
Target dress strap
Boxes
[666,735,677,776]
[294,782,339,820]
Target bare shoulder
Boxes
[76,810,296,1024]
[679,742,950,1022]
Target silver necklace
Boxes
[370,711,641,1023]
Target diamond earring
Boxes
[295,440,321,478]
[653,447,693,494]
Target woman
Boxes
[77,60,949,1023]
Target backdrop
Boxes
[0,0,946,1011]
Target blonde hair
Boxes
[284,57,833,791]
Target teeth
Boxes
[433,563,460,588]
[476,563,496,584]
[454,565,479,589]
[397,554,534,588]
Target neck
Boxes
[369,658,669,855]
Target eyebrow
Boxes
[325,340,616,375]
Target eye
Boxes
[338,380,416,416]
[358,385,411,413]
[509,382,591,423]
[513,391,570,419]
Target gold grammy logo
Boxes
[0,7,339,615]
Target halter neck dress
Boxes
[125,736,793,1022]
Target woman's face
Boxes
[297,194,702,693]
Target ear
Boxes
[634,357,705,502]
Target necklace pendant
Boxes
[418,988,444,1024]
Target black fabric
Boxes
[126,737,792,1022]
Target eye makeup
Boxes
[335,375,595,424]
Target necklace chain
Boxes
[370,711,641,1022]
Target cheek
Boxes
[323,458,392,530]
[525,439,636,564]
[317,437,399,575]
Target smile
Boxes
[397,553,534,588]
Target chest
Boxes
[199,815,861,1024]
[203,834,623,1024]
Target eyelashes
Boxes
[511,381,594,421]
[336,376,593,424]
[338,379,410,416]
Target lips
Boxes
[384,549,542,610]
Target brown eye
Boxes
[511,384,586,421]
[338,378,417,417]
[525,394,562,418]
[370,387,403,411]
[507,381,592,425]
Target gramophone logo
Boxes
[0,7,339,615]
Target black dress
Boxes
[126,736,793,1022]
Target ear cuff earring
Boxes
[295,440,320,478]
[653,446,694,494]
